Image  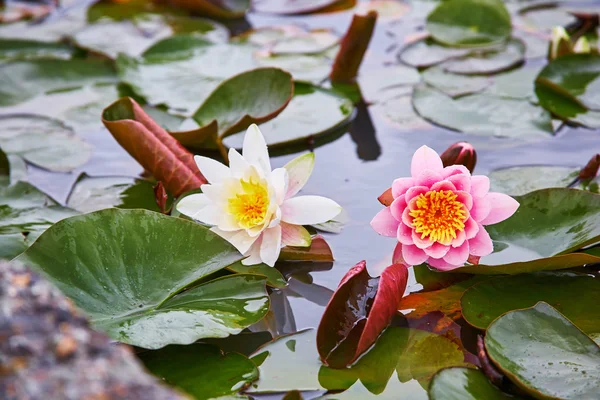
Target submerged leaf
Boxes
[17,209,269,349]
[317,261,408,368]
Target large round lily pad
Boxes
[140,344,259,399]
[426,0,512,47]
[429,367,519,400]
[0,114,92,172]
[412,85,553,140]
[462,272,600,333]
[0,38,74,62]
[485,302,600,399]
[489,165,579,196]
[17,209,270,349]
[440,39,524,75]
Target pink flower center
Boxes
[409,190,467,244]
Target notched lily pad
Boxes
[489,165,579,196]
[17,209,269,349]
[429,367,518,400]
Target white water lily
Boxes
[177,124,342,267]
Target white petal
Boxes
[260,226,282,267]
[281,222,311,247]
[211,227,258,254]
[283,152,314,199]
[228,148,250,178]
[242,237,263,266]
[281,196,342,225]
[271,168,289,205]
[194,155,230,184]
[243,124,271,176]
[176,193,209,219]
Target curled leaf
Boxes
[317,261,408,368]
[102,97,206,197]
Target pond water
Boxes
[3,0,600,398]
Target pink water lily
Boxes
[371,145,519,271]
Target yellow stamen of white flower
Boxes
[227,177,270,229]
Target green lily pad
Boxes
[376,94,432,131]
[518,5,577,33]
[226,261,287,288]
[66,174,163,213]
[535,80,600,129]
[536,54,600,111]
[485,302,600,399]
[484,65,543,100]
[118,35,333,115]
[462,272,600,334]
[429,367,519,400]
[0,39,74,62]
[0,181,78,259]
[489,165,579,196]
[440,39,524,75]
[0,6,87,43]
[422,66,490,98]
[0,59,117,106]
[426,0,512,47]
[222,83,354,151]
[412,85,553,140]
[17,209,269,349]
[358,64,420,103]
[398,39,472,68]
[0,114,91,172]
[460,188,600,273]
[140,344,259,399]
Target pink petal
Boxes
[464,217,479,240]
[405,186,429,204]
[402,206,414,228]
[411,145,444,177]
[430,180,457,192]
[428,257,464,271]
[448,173,471,192]
[390,196,407,221]
[412,230,434,249]
[392,177,415,198]
[479,192,520,226]
[402,244,429,266]
[397,222,414,245]
[471,175,490,197]
[371,208,399,237]
[455,191,473,210]
[443,241,470,266]
[414,169,444,188]
[469,224,494,257]
[442,165,470,178]
[451,229,466,247]
[471,196,491,222]
[423,242,450,258]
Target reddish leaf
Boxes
[279,235,333,262]
[317,261,408,368]
[153,182,169,214]
[579,153,600,181]
[377,187,393,207]
[329,11,378,83]
[102,97,206,197]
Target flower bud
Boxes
[153,181,169,214]
[549,26,572,60]
[573,37,591,54]
[440,142,477,173]
[579,153,600,181]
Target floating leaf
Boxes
[222,83,354,151]
[102,97,206,197]
[269,29,339,55]
[485,302,600,399]
[0,181,78,259]
[429,367,519,400]
[226,260,287,288]
[279,235,334,262]
[0,114,91,172]
[66,174,162,213]
[171,68,293,150]
[459,188,600,274]
[0,38,74,62]
[518,5,577,33]
[489,165,579,196]
[0,59,117,106]
[484,65,542,100]
[17,209,269,349]
[462,272,600,334]
[535,79,600,129]
[140,344,258,399]
[253,0,342,15]
[167,0,249,19]
[412,264,471,292]
[440,39,524,75]
[412,85,553,140]
[376,94,432,131]
[358,64,420,103]
[398,39,472,68]
[422,67,490,98]
[426,0,512,47]
[536,54,600,111]
[317,261,408,368]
